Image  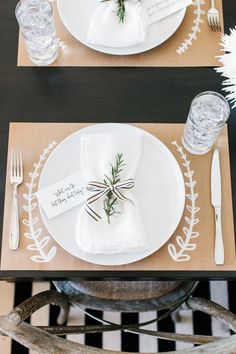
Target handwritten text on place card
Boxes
[143,0,192,25]
[36,172,87,219]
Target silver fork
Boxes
[9,150,23,250]
[207,0,221,32]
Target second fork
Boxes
[207,0,221,32]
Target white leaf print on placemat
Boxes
[49,0,68,51]
[57,37,67,51]
[22,141,57,263]
[168,141,200,262]
[177,0,205,55]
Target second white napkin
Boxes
[86,0,149,48]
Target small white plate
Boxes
[38,124,185,266]
[57,0,186,55]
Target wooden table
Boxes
[0,0,235,280]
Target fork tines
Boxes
[10,150,23,180]
[208,17,221,32]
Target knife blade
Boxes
[211,149,224,265]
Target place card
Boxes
[143,0,192,25]
[36,172,87,219]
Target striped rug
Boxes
[0,281,234,353]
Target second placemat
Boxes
[17,0,223,67]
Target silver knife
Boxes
[211,149,224,265]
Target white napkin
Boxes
[86,0,149,48]
[76,132,149,254]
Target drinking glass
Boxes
[182,91,230,155]
[15,0,58,66]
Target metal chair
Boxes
[1,280,236,353]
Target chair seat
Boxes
[69,280,181,300]
[54,280,197,312]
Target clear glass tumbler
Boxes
[182,91,230,155]
[15,0,58,66]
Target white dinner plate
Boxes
[57,0,186,55]
[38,124,185,266]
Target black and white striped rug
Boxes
[0,281,235,353]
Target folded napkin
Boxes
[76,132,149,254]
[86,0,149,48]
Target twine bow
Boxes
[85,178,135,221]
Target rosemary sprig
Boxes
[117,0,126,23]
[101,0,134,23]
[103,153,125,223]
[117,0,141,23]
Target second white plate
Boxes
[57,0,186,55]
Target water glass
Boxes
[15,0,58,66]
[182,91,230,155]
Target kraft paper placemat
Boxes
[17,0,224,67]
[1,122,235,272]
